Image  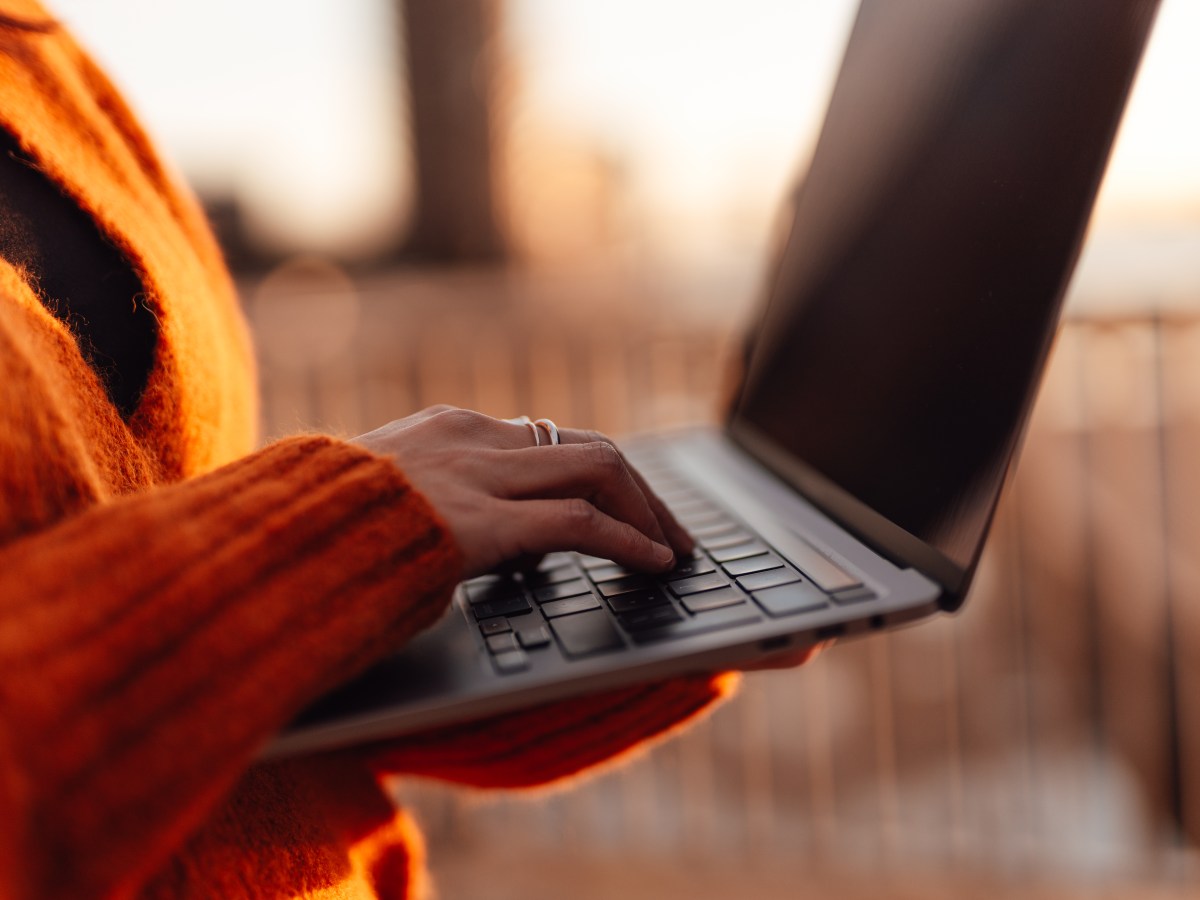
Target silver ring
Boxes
[533,418,561,446]
[503,415,541,446]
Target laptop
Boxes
[265,0,1161,758]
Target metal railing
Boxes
[248,272,1200,896]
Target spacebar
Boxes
[549,609,625,657]
[629,603,761,644]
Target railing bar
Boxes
[942,617,969,867]
[1150,313,1186,852]
[805,655,838,868]
[869,634,901,865]
[739,677,777,859]
[1006,463,1044,873]
[1074,324,1107,762]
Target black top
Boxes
[0,127,156,418]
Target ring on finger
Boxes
[533,418,561,446]
[503,415,541,447]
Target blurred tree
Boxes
[399,0,509,263]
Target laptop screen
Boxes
[729,0,1159,596]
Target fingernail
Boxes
[654,542,675,567]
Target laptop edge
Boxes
[264,0,1160,759]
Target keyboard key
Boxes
[701,530,756,550]
[606,588,670,614]
[630,603,761,644]
[753,582,828,617]
[618,604,684,632]
[537,552,574,571]
[598,575,654,597]
[541,594,602,618]
[576,554,615,569]
[668,572,729,596]
[710,541,770,563]
[465,579,522,605]
[681,587,746,614]
[485,633,520,654]
[533,579,591,603]
[669,498,718,517]
[737,568,800,592]
[666,556,717,579]
[491,648,529,673]
[690,519,741,540]
[723,553,784,576]
[472,596,532,620]
[550,609,625,657]
[678,506,730,525]
[588,563,636,583]
[679,516,731,534]
[766,532,862,592]
[515,623,552,649]
[524,566,583,588]
[479,619,512,637]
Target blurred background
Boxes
[52,1,1200,896]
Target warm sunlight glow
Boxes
[50,0,1200,307]
[51,0,410,255]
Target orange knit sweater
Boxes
[0,5,733,899]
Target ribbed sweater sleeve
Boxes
[0,436,462,900]
[370,672,739,789]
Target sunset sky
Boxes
[49,0,1200,304]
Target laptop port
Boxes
[759,635,791,653]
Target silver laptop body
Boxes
[266,0,1159,759]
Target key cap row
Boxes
[478,618,553,673]
[463,525,876,670]
[533,579,591,603]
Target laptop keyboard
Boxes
[462,469,877,674]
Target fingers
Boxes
[486,443,670,551]
[621,460,695,556]
[423,411,684,558]
[363,407,692,574]
[739,640,830,672]
[555,427,694,557]
[417,407,543,449]
[497,498,676,573]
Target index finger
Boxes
[557,428,694,558]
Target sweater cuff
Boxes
[365,672,740,789]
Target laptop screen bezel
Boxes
[722,0,1161,610]
[728,407,990,608]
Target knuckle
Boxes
[559,497,597,529]
[435,407,484,434]
[585,440,624,475]
[582,429,609,445]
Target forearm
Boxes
[0,436,460,899]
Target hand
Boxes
[740,640,831,671]
[352,406,694,580]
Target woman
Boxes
[0,3,816,897]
